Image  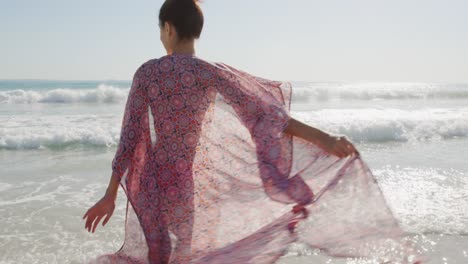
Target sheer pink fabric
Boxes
[88,54,423,264]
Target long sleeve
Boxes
[211,62,314,205]
[111,64,151,183]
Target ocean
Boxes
[0,80,467,263]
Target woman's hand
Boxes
[82,194,116,233]
[322,135,359,158]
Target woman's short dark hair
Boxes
[159,0,204,41]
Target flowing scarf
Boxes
[88,54,424,264]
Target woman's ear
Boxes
[161,21,169,36]
[166,22,175,37]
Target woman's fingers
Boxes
[85,212,94,232]
[338,147,346,157]
[88,213,100,232]
[102,211,112,227]
[333,138,358,157]
[345,144,354,155]
[92,215,104,233]
[344,145,355,156]
[347,141,359,155]
[83,198,114,232]
[85,207,98,232]
[339,140,349,156]
[334,146,346,158]
[339,137,356,155]
[334,137,347,157]
[82,210,88,220]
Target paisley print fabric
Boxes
[89,53,423,264]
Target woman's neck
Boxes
[169,40,196,55]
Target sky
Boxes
[1,0,467,82]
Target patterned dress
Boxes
[89,53,423,264]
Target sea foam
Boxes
[293,108,468,143]
[290,82,468,102]
[0,85,129,104]
[1,108,467,150]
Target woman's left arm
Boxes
[84,64,151,232]
[104,171,121,200]
[107,63,151,196]
[284,117,359,158]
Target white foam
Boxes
[2,82,467,104]
[292,108,468,143]
[0,182,13,192]
[0,84,129,104]
[290,82,468,102]
[0,115,121,149]
[1,107,468,150]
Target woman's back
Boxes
[118,53,222,263]
[146,54,216,164]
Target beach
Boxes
[1,80,467,263]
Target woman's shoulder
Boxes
[133,55,252,79]
[134,55,202,67]
[132,58,160,75]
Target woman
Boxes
[83,0,423,263]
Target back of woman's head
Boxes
[159,0,204,41]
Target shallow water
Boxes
[1,80,467,263]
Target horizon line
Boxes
[1,78,468,85]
